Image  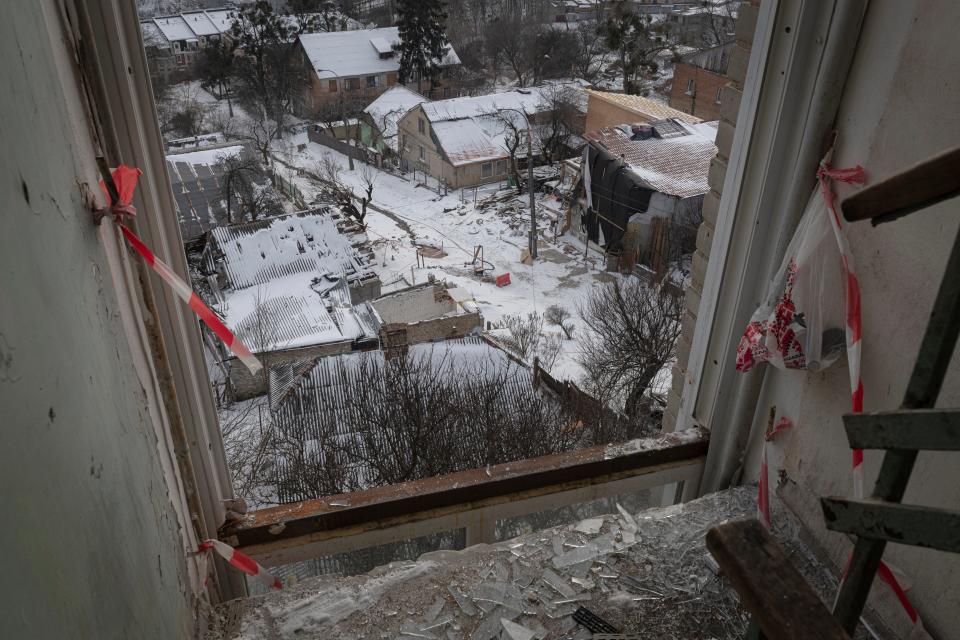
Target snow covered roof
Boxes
[204,9,236,34]
[144,9,235,44]
[421,88,576,166]
[209,209,381,354]
[363,86,429,143]
[299,27,460,80]
[586,89,702,125]
[586,119,718,198]
[421,89,547,123]
[166,144,244,240]
[153,15,195,42]
[210,208,374,290]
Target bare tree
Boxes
[485,16,535,87]
[497,311,544,361]
[314,152,362,221]
[538,333,563,373]
[545,304,575,339]
[577,277,683,418]
[219,396,276,505]
[535,84,582,166]
[357,163,378,225]
[572,21,611,84]
[217,152,282,222]
[491,108,528,192]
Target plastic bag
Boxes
[736,190,847,372]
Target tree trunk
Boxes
[623,364,662,418]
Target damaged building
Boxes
[579,118,718,273]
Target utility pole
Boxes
[527,126,537,259]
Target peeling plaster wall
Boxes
[741,1,960,635]
[0,3,194,638]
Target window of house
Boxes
[345,77,359,91]
[496,159,507,175]
[481,162,493,178]
[715,87,723,104]
[418,118,425,134]
[328,79,338,93]
[366,75,378,89]
[686,78,695,95]
[443,87,450,98]
[419,145,425,161]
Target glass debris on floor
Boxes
[206,486,867,640]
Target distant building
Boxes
[668,43,733,121]
[371,281,484,345]
[584,89,700,133]
[297,27,461,117]
[139,8,236,81]
[579,119,718,272]
[666,1,739,47]
[397,86,586,189]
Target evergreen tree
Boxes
[395,0,449,93]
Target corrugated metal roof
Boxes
[211,208,374,290]
[585,120,717,198]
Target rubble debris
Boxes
[206,487,876,640]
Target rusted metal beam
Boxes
[221,428,708,564]
[822,497,960,554]
[706,519,850,640]
[844,409,960,451]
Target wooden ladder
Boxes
[707,146,960,639]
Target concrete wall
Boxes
[738,2,960,636]
[669,62,728,122]
[372,283,457,324]
[403,312,484,344]
[0,2,196,636]
[230,340,354,399]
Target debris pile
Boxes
[208,487,859,640]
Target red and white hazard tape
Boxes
[817,162,866,497]
[99,165,261,375]
[817,162,922,629]
[198,539,282,591]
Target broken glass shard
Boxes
[501,618,536,640]
[574,518,604,535]
[552,545,597,569]
[449,585,477,616]
[541,568,575,598]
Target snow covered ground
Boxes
[272,133,619,382]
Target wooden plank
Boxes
[841,146,960,224]
[222,428,708,554]
[705,519,850,640]
[822,497,960,553]
[844,409,960,450]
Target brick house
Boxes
[668,43,733,121]
[298,27,461,119]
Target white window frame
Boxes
[481,161,493,178]
[672,0,871,495]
